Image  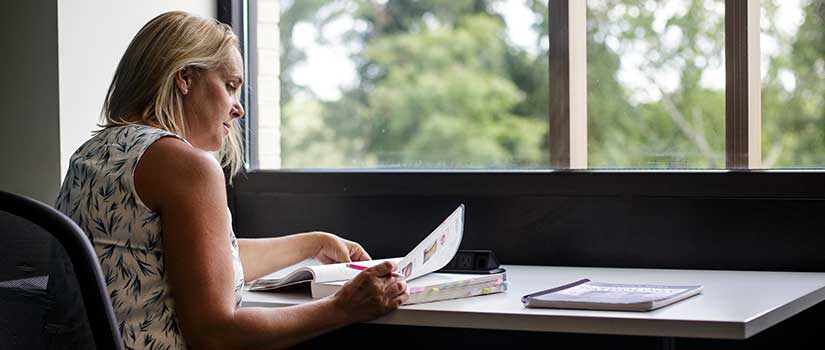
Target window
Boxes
[232,0,824,171]
[761,0,825,168]
[587,0,726,169]
[256,0,551,169]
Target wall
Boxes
[58,0,216,181]
[0,0,215,204]
[0,0,61,204]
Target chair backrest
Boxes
[0,190,123,350]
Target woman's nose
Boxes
[232,101,244,119]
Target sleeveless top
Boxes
[54,124,245,349]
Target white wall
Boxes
[0,0,215,203]
[58,0,216,181]
[0,0,62,204]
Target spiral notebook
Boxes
[522,278,702,312]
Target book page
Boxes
[538,282,700,304]
[396,205,464,281]
[557,284,677,300]
[578,282,696,301]
[248,268,315,290]
[310,258,401,283]
[249,258,403,291]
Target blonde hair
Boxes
[101,11,244,178]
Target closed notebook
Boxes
[312,271,507,305]
[521,278,702,312]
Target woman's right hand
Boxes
[332,261,409,322]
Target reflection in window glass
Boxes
[587,0,726,169]
[761,0,825,168]
[273,0,550,169]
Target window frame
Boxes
[218,0,824,191]
[219,0,258,169]
[219,1,825,289]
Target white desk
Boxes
[242,265,825,340]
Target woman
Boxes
[55,11,408,349]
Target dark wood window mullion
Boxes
[725,0,761,169]
[549,0,570,168]
[549,0,586,169]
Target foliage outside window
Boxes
[761,0,825,168]
[255,0,823,170]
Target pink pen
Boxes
[346,263,404,278]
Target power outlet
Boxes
[457,253,474,269]
[439,250,502,274]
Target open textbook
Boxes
[522,279,703,312]
[248,205,508,304]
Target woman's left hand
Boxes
[313,232,371,264]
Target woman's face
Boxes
[178,50,244,151]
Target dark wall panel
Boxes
[230,172,825,272]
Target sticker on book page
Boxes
[423,240,438,264]
[401,262,413,279]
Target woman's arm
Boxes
[135,138,407,349]
[238,232,371,281]
[237,234,319,282]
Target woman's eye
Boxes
[227,82,236,91]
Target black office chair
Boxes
[0,190,123,350]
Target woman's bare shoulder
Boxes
[135,136,225,211]
[143,137,222,173]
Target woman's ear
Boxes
[175,66,194,95]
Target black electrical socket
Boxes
[438,250,505,274]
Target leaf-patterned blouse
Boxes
[55,124,245,349]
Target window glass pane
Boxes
[265,0,549,169]
[587,0,726,168]
[761,0,825,168]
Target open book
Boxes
[521,279,703,312]
[248,205,507,304]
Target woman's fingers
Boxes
[314,232,373,264]
[348,242,371,261]
[366,261,396,277]
[387,279,407,296]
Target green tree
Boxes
[586,0,727,168]
[277,0,823,169]
[762,0,824,167]
[281,0,548,168]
